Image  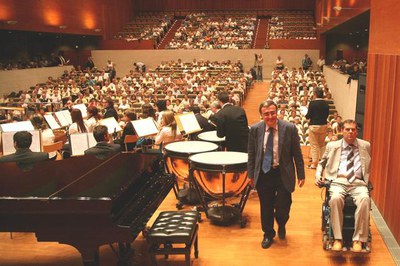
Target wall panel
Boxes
[365,53,400,245]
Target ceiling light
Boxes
[333,6,342,11]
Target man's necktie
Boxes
[346,144,361,183]
[262,127,274,173]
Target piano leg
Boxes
[77,246,100,266]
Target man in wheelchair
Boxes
[315,119,371,252]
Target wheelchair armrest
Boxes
[367,181,373,191]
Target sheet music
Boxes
[55,110,71,127]
[0,121,34,132]
[70,133,90,156]
[72,104,88,118]
[131,118,159,137]
[2,130,41,155]
[88,133,97,148]
[44,114,61,130]
[176,113,202,134]
[100,117,122,134]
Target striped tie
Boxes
[346,144,361,183]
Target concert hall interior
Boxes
[0,0,400,265]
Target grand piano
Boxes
[0,152,175,265]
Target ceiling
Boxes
[324,10,370,36]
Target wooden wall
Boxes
[364,0,400,245]
[0,0,135,39]
[134,0,315,12]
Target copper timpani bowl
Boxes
[164,141,219,181]
[189,151,248,199]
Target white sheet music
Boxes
[131,118,159,137]
[2,130,41,155]
[177,113,202,134]
[70,133,89,156]
[55,110,71,127]
[100,117,122,134]
[0,121,34,132]
[70,133,98,156]
[73,104,88,118]
[44,114,61,130]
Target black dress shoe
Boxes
[278,227,286,239]
[261,236,273,249]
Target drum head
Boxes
[197,131,225,142]
[190,151,247,166]
[164,141,218,155]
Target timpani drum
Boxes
[197,131,225,149]
[189,151,250,226]
[164,141,219,182]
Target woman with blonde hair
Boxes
[155,111,182,146]
[30,113,55,145]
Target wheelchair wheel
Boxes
[322,234,330,250]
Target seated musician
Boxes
[30,113,55,145]
[190,105,215,139]
[155,111,182,148]
[118,109,137,151]
[0,131,52,171]
[84,125,120,160]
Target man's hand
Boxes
[248,178,255,188]
[298,179,305,188]
[315,175,324,187]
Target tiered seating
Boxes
[0,60,252,122]
[268,10,316,40]
[267,68,337,146]
[114,12,174,46]
[165,11,257,49]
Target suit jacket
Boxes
[195,113,216,132]
[103,107,118,121]
[84,142,120,160]
[247,119,305,192]
[0,148,49,171]
[214,104,249,152]
[316,138,371,184]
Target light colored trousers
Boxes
[329,179,370,242]
[309,125,327,163]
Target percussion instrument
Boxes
[189,151,251,226]
[197,131,225,149]
[164,141,218,182]
[164,141,218,207]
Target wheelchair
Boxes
[320,180,372,252]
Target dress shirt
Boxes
[337,140,362,179]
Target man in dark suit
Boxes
[84,125,120,160]
[214,91,249,152]
[0,131,50,171]
[248,101,305,249]
[102,97,118,121]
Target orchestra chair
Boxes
[42,141,63,160]
[147,211,199,266]
[124,135,139,152]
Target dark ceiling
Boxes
[324,10,370,36]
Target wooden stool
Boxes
[147,211,199,266]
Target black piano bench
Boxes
[147,211,199,266]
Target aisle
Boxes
[243,81,269,125]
